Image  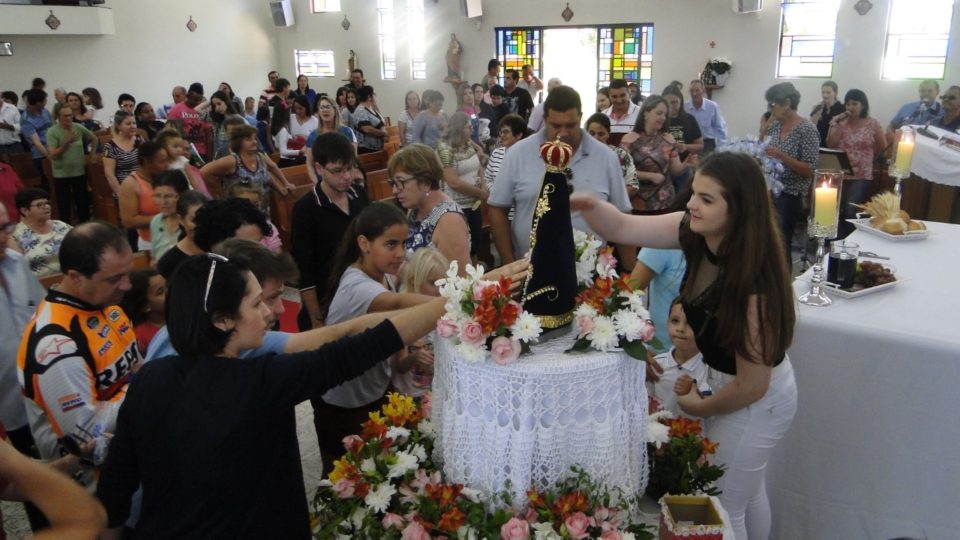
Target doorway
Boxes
[542,27,599,114]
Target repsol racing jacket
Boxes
[17,289,141,465]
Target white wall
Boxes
[0,0,277,113]
[3,0,957,137]
[275,0,960,137]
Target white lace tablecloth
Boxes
[432,329,648,506]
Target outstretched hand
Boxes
[569,192,597,213]
[482,257,530,293]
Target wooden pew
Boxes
[365,168,396,202]
[2,152,42,188]
[86,156,121,225]
[269,164,314,253]
[357,150,388,172]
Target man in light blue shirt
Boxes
[488,86,633,267]
[684,80,727,153]
[889,79,943,130]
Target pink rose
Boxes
[523,507,538,524]
[639,321,656,342]
[500,517,531,540]
[342,434,363,453]
[437,318,458,339]
[401,521,431,540]
[600,531,622,540]
[575,315,595,339]
[332,478,355,498]
[460,321,486,346]
[382,512,405,529]
[564,512,590,539]
[421,392,432,419]
[490,336,521,366]
[598,251,617,271]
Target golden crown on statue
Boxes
[540,138,573,173]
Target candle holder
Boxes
[799,169,843,307]
[889,126,916,203]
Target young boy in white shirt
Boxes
[649,298,710,420]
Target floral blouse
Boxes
[764,119,820,196]
[406,200,467,254]
[12,220,72,277]
[832,118,882,180]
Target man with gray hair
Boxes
[685,79,728,153]
[527,78,563,132]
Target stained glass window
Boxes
[776,0,841,78]
[294,50,335,78]
[407,0,427,80]
[597,25,654,94]
[377,0,397,80]
[496,28,542,79]
[882,0,955,80]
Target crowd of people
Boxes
[0,60,957,539]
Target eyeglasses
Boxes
[30,201,52,208]
[323,165,354,177]
[203,253,229,313]
[941,95,958,101]
[388,175,417,191]
[318,104,334,110]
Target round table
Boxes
[431,329,649,505]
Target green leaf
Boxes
[621,338,648,361]
[565,337,592,353]
[648,337,664,351]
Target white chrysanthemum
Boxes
[460,487,484,503]
[386,426,410,442]
[576,261,595,286]
[363,482,396,514]
[532,522,563,540]
[349,506,368,529]
[457,525,480,540]
[613,310,644,341]
[510,311,543,343]
[387,451,418,479]
[648,421,671,448]
[588,316,619,351]
[455,342,486,363]
[409,443,427,463]
[574,303,597,318]
[417,419,434,437]
[360,458,376,473]
[619,291,650,319]
[573,228,588,244]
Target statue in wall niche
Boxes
[444,33,463,85]
[348,49,358,76]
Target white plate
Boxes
[821,278,900,299]
[848,218,929,242]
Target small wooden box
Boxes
[659,495,725,540]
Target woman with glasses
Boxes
[388,144,470,273]
[96,250,447,538]
[483,113,527,191]
[304,96,357,185]
[148,170,191,260]
[10,188,72,277]
[761,83,820,258]
[933,86,960,132]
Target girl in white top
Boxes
[650,299,709,421]
[392,247,450,397]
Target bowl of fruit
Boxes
[822,260,900,299]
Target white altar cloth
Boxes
[432,330,649,505]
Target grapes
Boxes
[854,261,896,288]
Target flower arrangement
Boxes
[312,392,656,539]
[574,229,605,287]
[436,262,543,364]
[568,246,661,360]
[717,136,786,196]
[705,58,732,75]
[644,397,725,501]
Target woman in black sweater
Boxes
[96,253,445,539]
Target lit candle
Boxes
[894,127,915,174]
[813,183,838,229]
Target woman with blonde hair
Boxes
[437,112,487,260]
[388,143,470,273]
[305,95,358,184]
